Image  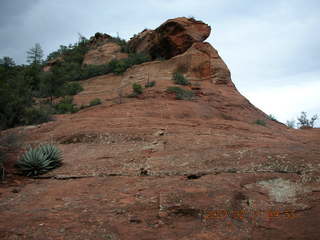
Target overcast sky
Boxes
[1,0,319,126]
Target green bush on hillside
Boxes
[145,81,156,88]
[172,72,190,86]
[22,105,54,125]
[63,82,84,96]
[89,98,102,106]
[254,119,266,126]
[167,86,194,100]
[267,114,277,121]
[54,96,79,114]
[132,83,143,95]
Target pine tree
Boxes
[27,43,44,65]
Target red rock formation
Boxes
[82,42,128,66]
[88,32,112,48]
[128,17,211,59]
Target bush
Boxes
[108,53,151,75]
[145,81,156,88]
[63,82,83,95]
[89,98,102,106]
[22,105,54,125]
[255,119,266,126]
[54,96,79,114]
[132,83,143,95]
[297,111,318,128]
[286,120,296,128]
[167,86,194,100]
[80,64,110,79]
[267,114,277,121]
[80,53,151,79]
[15,144,63,176]
[0,133,23,180]
[172,72,190,86]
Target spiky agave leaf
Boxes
[16,144,63,176]
[39,144,63,168]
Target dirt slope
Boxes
[1,18,320,240]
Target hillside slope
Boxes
[1,17,319,240]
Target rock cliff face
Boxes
[1,18,319,240]
[82,42,128,65]
[128,17,211,59]
[83,32,128,65]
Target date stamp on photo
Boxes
[203,209,296,220]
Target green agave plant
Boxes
[16,144,63,176]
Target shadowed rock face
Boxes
[128,17,211,59]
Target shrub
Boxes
[132,83,143,95]
[80,64,110,79]
[54,96,79,114]
[297,111,318,128]
[145,81,156,88]
[167,86,194,100]
[89,98,102,106]
[0,133,23,180]
[108,53,151,75]
[63,82,83,95]
[15,144,63,176]
[286,120,296,128]
[172,72,190,86]
[22,105,54,125]
[267,114,277,121]
[255,119,266,126]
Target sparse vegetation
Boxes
[254,119,266,126]
[15,144,63,176]
[267,114,277,121]
[0,133,23,180]
[145,81,156,88]
[81,52,150,78]
[133,83,143,95]
[297,111,318,128]
[286,120,296,128]
[172,72,190,86]
[62,82,84,96]
[89,98,102,106]
[22,105,54,125]
[54,96,79,114]
[167,86,194,100]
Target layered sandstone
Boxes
[128,17,211,59]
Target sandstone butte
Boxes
[1,17,320,240]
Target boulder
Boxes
[128,17,211,59]
[82,42,128,66]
